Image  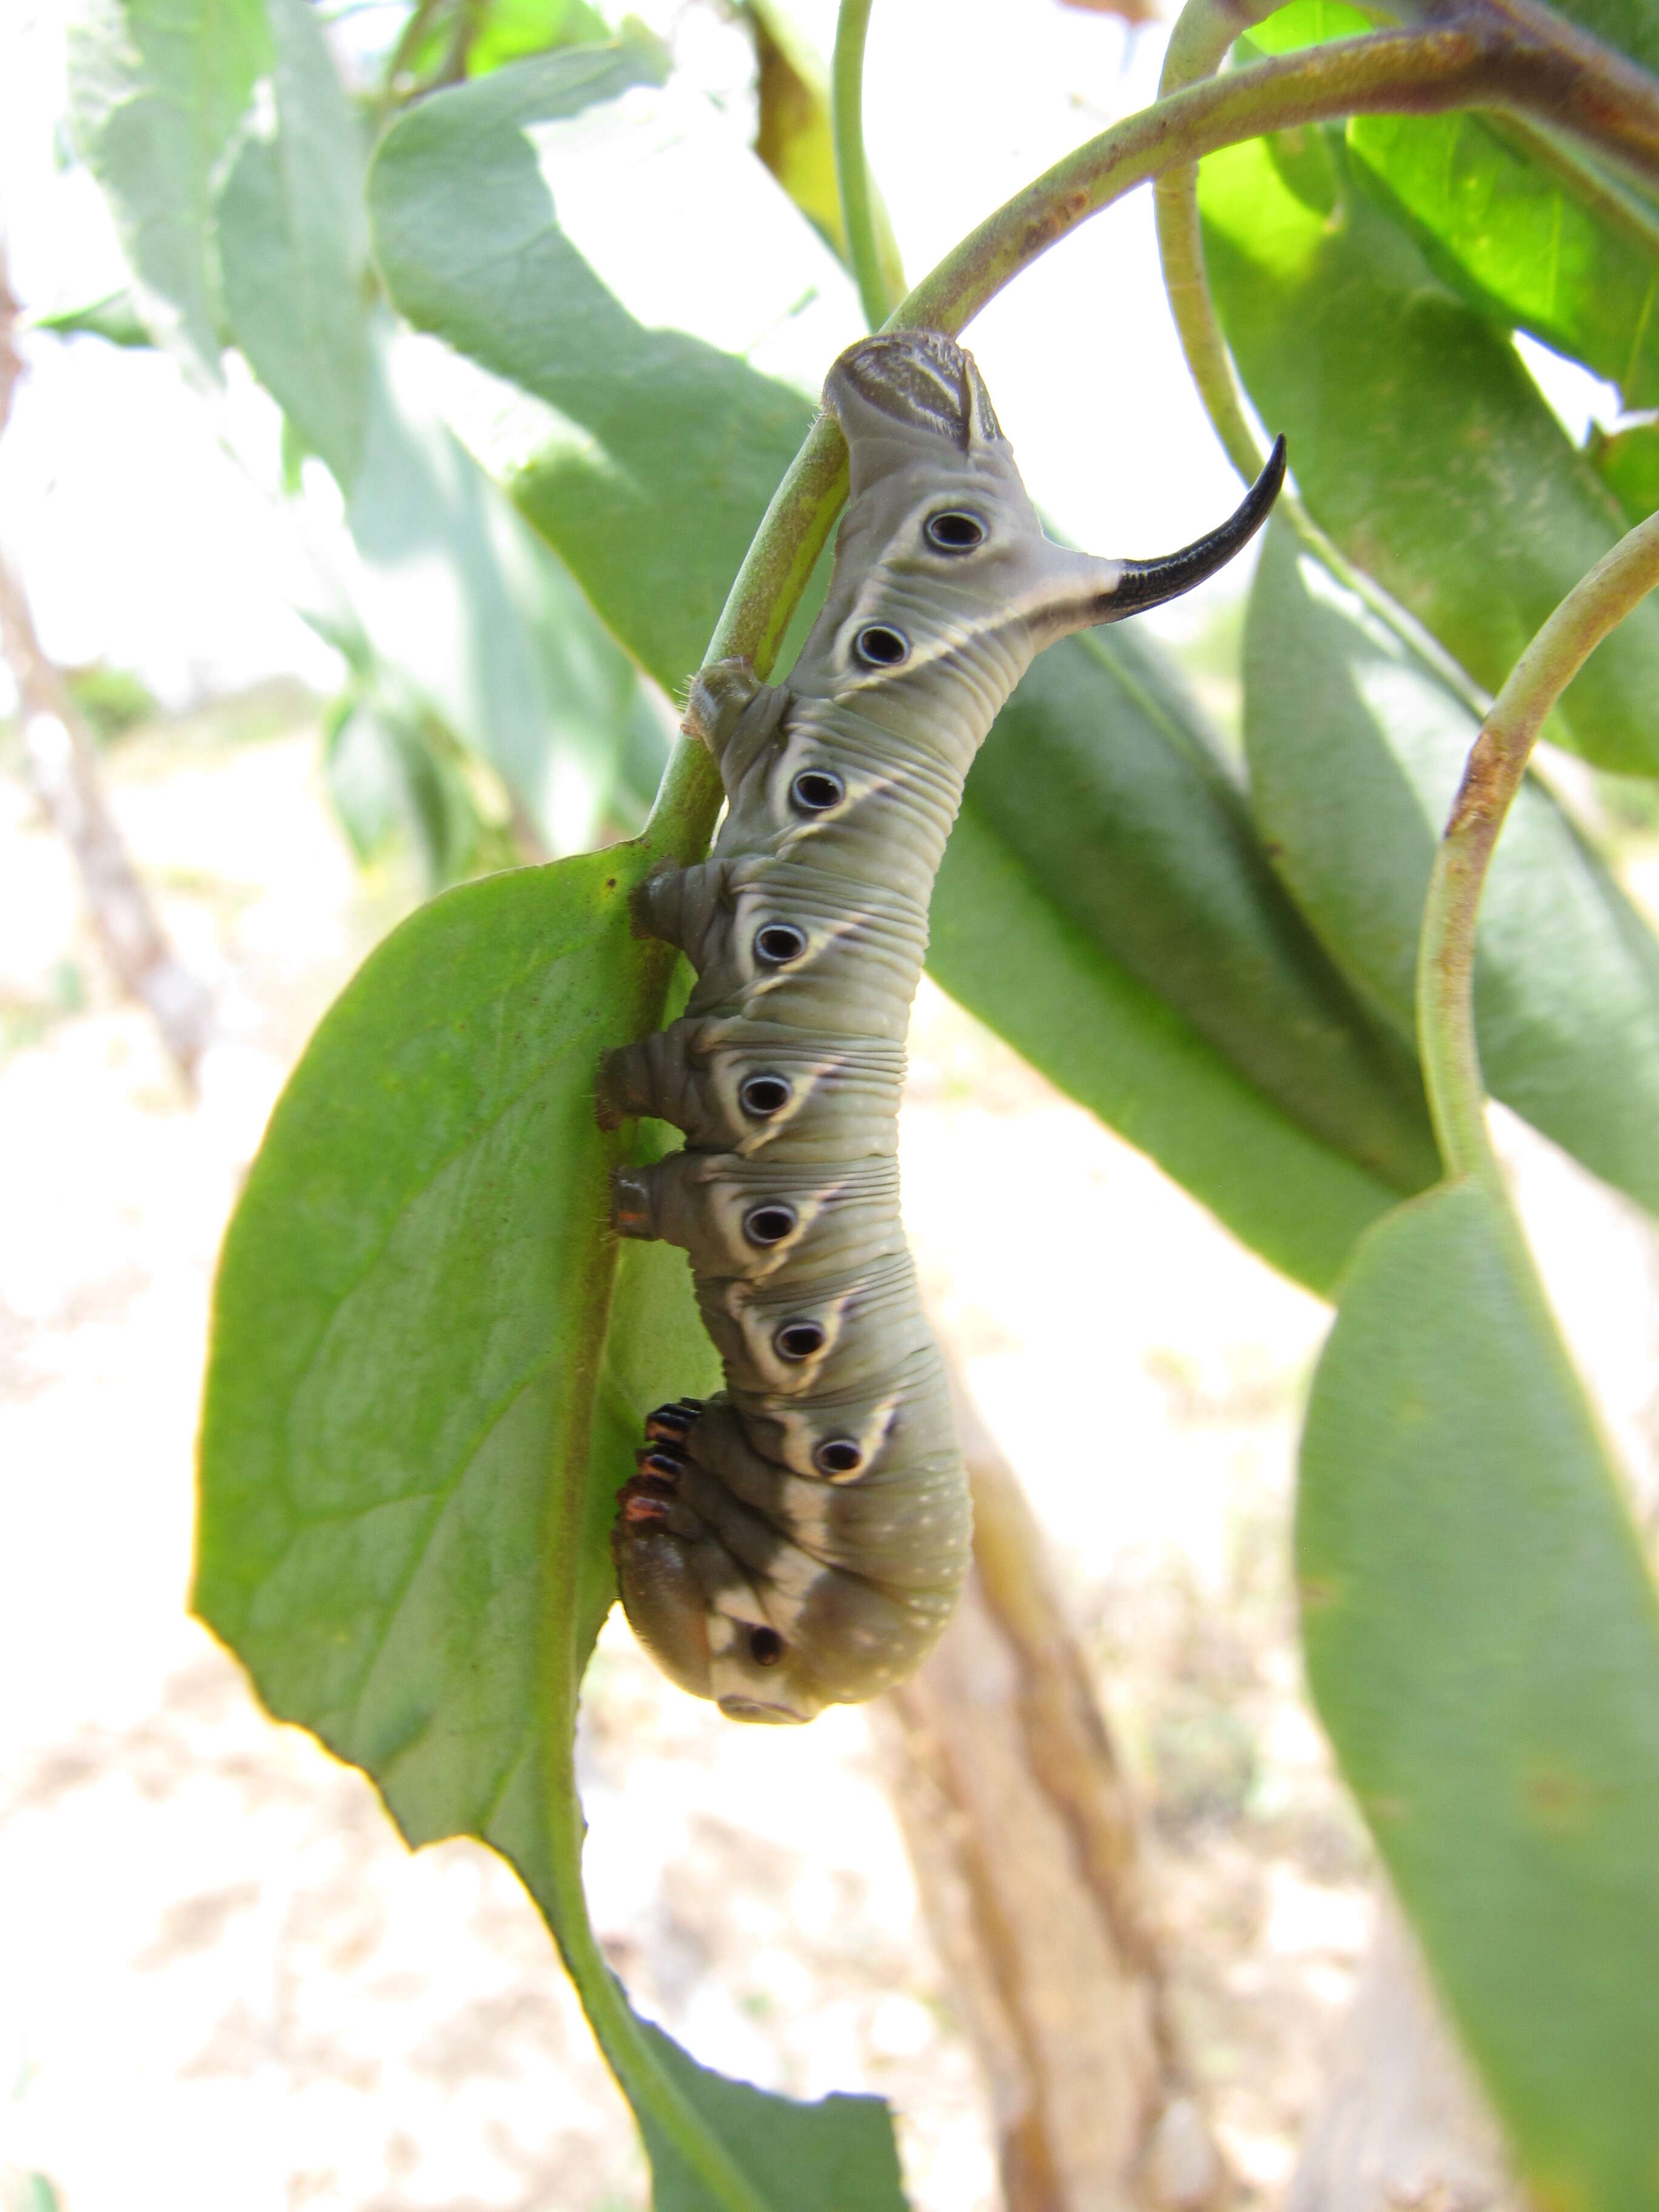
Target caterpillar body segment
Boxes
[606,330,1285,1723]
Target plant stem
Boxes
[832,0,894,330]
[1417,506,1659,1185]
[1150,0,1500,720]
[686,4,1659,831]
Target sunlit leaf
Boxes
[1593,418,1659,526]
[1245,520,1659,1219]
[216,0,370,483]
[67,0,269,376]
[195,851,907,2207]
[747,0,906,301]
[1200,121,1659,773]
[1301,1176,1659,2206]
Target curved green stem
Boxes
[1151,0,1496,719]
[832,0,894,329]
[1418,507,1659,1185]
[651,13,1659,860]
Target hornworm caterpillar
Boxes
[599,331,1285,1723]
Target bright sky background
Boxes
[0,0,1622,714]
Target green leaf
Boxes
[968,628,1439,1196]
[31,286,155,348]
[637,2022,907,2212]
[930,803,1401,1295]
[216,0,371,484]
[1299,1177,1659,2206]
[195,853,906,2205]
[1593,418,1659,526]
[335,323,668,854]
[194,854,683,1833]
[367,32,1434,1285]
[747,0,906,302]
[1346,109,1659,410]
[67,0,270,377]
[1244,520,1659,1220]
[1199,124,1659,774]
[469,0,611,75]
[367,42,820,691]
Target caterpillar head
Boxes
[809,330,1285,669]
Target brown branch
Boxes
[876,1344,1227,2212]
[0,249,213,1083]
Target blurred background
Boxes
[3,1,1658,2208]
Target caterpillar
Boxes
[598,331,1284,1724]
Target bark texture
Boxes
[0,251,213,1081]
[874,1352,1227,2212]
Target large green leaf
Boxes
[930,805,1402,1294]
[967,628,1439,1196]
[67,0,269,376]
[1245,521,1659,1219]
[1347,110,1659,409]
[1248,0,1659,409]
[338,326,669,855]
[195,851,907,2207]
[367,41,820,692]
[216,0,371,483]
[1299,1176,1659,2205]
[1595,418,1659,525]
[1199,122,1659,774]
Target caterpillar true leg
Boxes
[603,330,1284,1723]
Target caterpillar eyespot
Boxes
[743,1202,797,1246]
[754,922,806,965]
[739,1073,791,1117]
[925,509,985,552]
[854,624,908,667]
[790,768,845,813]
[774,1319,826,1361]
[814,1438,862,1477]
[604,330,1286,1722]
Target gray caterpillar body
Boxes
[600,332,1284,1723]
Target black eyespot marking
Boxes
[744,1202,797,1247]
[739,1073,791,1118]
[748,1626,784,1666]
[775,1319,826,1361]
[755,922,807,965]
[790,768,844,813]
[854,624,908,668]
[814,1438,862,1476]
[925,509,985,552]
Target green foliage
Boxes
[64,663,158,743]
[1199,116,1659,773]
[1245,521,1659,1217]
[67,0,270,376]
[59,0,1659,2197]
[217,0,372,483]
[194,850,902,2204]
[1300,1179,1659,2205]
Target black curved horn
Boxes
[1105,435,1288,621]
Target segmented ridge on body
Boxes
[597,331,1287,1723]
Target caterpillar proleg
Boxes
[599,331,1285,1723]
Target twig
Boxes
[652,1,1659,868]
[1417,503,1659,1184]
[831,0,896,330]
[0,248,213,1084]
